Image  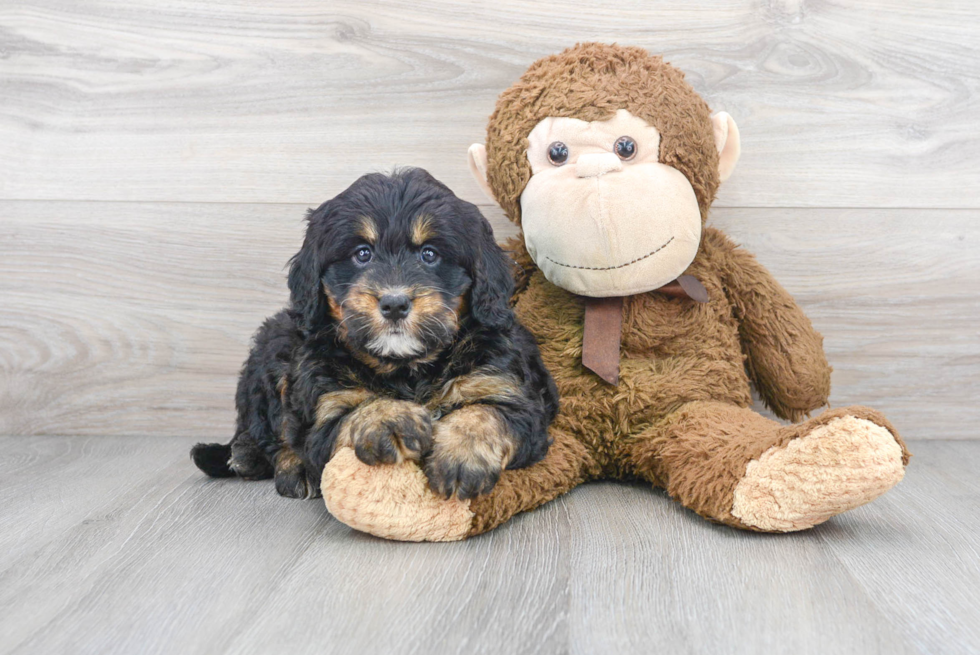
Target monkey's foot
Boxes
[322,447,474,542]
[731,412,908,532]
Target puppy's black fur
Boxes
[192,168,558,500]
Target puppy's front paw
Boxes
[425,406,515,500]
[344,398,433,466]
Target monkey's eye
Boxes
[353,245,373,265]
[419,246,440,265]
[547,141,569,166]
[614,136,637,160]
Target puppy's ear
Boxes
[470,218,515,330]
[288,209,327,332]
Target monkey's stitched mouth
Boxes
[544,236,674,271]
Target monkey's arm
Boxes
[708,229,831,421]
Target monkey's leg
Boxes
[625,402,910,532]
[321,428,596,541]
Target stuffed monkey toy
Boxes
[320,43,910,541]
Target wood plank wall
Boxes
[1,0,978,438]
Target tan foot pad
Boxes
[732,416,906,532]
[321,447,475,542]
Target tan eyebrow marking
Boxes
[411,214,436,245]
[356,216,378,243]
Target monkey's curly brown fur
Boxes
[485,43,720,225]
[461,44,908,537]
[471,44,909,536]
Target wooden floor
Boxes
[0,436,977,655]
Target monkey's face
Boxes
[519,109,702,297]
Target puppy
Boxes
[192,168,558,501]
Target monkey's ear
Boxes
[467,143,497,203]
[287,219,326,333]
[711,112,741,182]
[470,220,515,330]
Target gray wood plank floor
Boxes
[1,436,977,655]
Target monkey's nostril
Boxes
[378,294,412,321]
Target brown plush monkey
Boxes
[320,43,909,541]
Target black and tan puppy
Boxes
[192,168,558,501]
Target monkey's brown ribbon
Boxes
[581,275,708,385]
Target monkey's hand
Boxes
[424,405,516,500]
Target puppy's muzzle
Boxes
[378,293,412,322]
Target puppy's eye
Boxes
[419,246,440,265]
[547,141,569,166]
[614,136,637,160]
[353,245,373,265]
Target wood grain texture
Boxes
[1,0,979,207]
[1,200,977,439]
[0,436,977,654]
[2,3,976,651]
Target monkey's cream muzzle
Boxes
[518,110,702,298]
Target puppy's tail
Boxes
[190,442,235,478]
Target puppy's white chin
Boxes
[367,331,425,358]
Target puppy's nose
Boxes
[576,152,623,178]
[378,294,412,321]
